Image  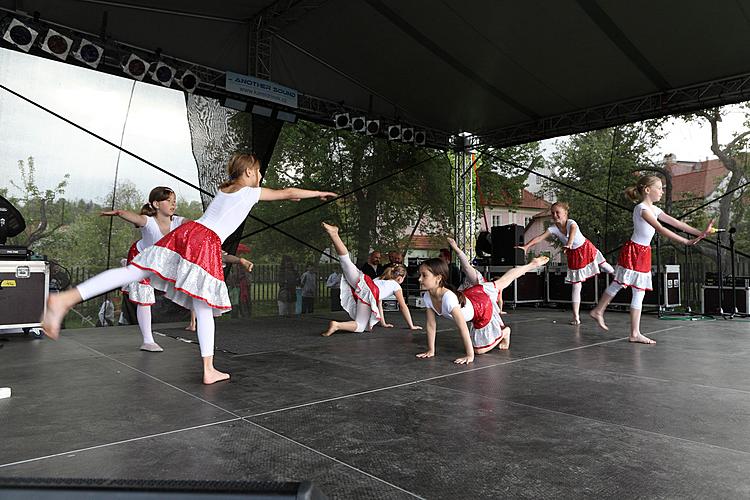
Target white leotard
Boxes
[196,187,262,242]
[548,219,585,249]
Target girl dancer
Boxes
[104,186,186,352]
[321,222,421,336]
[43,153,336,384]
[518,201,614,325]
[417,238,549,364]
[589,175,713,344]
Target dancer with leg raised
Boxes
[589,175,712,343]
[321,222,421,336]
[43,153,336,384]
[416,238,549,364]
[518,201,614,325]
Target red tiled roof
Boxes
[668,159,727,199]
[484,189,551,209]
[405,235,443,250]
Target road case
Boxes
[0,260,48,329]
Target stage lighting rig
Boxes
[387,124,401,140]
[414,130,426,145]
[333,113,350,129]
[40,28,72,60]
[366,119,380,135]
[72,38,103,68]
[151,61,175,87]
[2,18,38,52]
[176,70,199,93]
[401,127,414,143]
[351,116,366,133]
[122,53,149,80]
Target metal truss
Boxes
[477,72,750,149]
[453,136,479,260]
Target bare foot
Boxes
[530,256,550,267]
[321,222,339,235]
[498,326,511,350]
[589,309,608,331]
[41,293,70,340]
[570,318,581,325]
[321,321,338,337]
[203,368,230,385]
[184,325,196,332]
[629,333,656,344]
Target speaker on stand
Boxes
[490,224,525,266]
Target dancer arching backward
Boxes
[104,186,187,352]
[589,175,713,344]
[321,222,421,336]
[43,153,336,384]
[518,201,614,325]
[417,238,549,364]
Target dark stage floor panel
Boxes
[1,308,749,499]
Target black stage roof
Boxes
[3,0,750,147]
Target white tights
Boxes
[571,282,582,304]
[339,254,374,332]
[136,305,154,344]
[605,281,645,310]
[76,264,217,357]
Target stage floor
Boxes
[1,307,750,499]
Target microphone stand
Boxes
[728,229,748,318]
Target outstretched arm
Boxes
[221,252,253,272]
[517,230,551,252]
[658,213,714,238]
[100,209,147,227]
[450,307,474,365]
[260,187,337,202]
[394,289,421,330]
[416,308,437,359]
[563,223,578,251]
[378,300,393,328]
[642,210,713,245]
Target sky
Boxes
[1,47,748,205]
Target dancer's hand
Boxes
[515,245,528,252]
[100,210,120,217]
[447,237,460,252]
[318,191,337,200]
[408,325,423,330]
[562,243,573,253]
[453,355,474,364]
[381,323,394,328]
[416,350,434,359]
[239,258,253,272]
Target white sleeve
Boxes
[653,205,664,218]
[172,215,186,227]
[244,187,262,206]
[442,290,460,313]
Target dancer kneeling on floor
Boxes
[42,152,336,384]
[589,175,713,344]
[321,222,421,336]
[417,239,549,364]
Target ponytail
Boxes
[140,202,156,216]
[220,152,259,189]
[379,264,407,281]
[625,175,661,203]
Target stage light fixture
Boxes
[176,70,199,93]
[250,103,272,116]
[151,61,175,87]
[122,53,150,80]
[2,18,38,52]
[276,110,297,123]
[40,28,72,60]
[401,127,414,143]
[387,124,401,140]
[224,98,248,112]
[366,119,380,135]
[414,130,426,145]
[334,113,350,129]
[351,116,366,133]
[72,38,103,68]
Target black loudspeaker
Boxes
[0,477,327,499]
[491,224,525,266]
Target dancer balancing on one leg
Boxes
[416,238,549,364]
[106,188,254,352]
[517,201,614,325]
[321,222,421,336]
[43,152,336,384]
[589,175,713,344]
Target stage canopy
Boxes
[2,0,750,148]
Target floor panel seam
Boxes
[245,326,685,418]
[237,418,425,499]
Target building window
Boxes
[491,214,502,227]
[524,216,533,227]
